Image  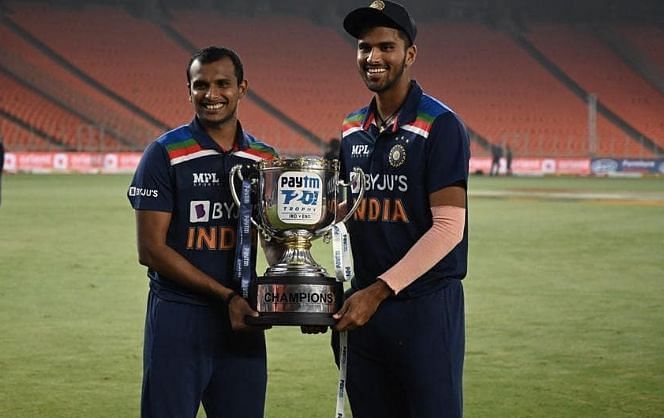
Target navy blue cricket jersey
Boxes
[127,118,277,305]
[340,81,470,298]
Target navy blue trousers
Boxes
[334,280,465,418]
[141,291,267,418]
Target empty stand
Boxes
[0,72,121,150]
[0,115,58,151]
[414,22,654,158]
[616,24,664,78]
[0,24,160,150]
[8,3,190,129]
[527,23,664,153]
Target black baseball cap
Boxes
[343,0,417,44]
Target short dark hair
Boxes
[186,46,244,85]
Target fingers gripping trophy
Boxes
[230,157,365,326]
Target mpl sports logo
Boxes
[192,172,220,187]
[277,171,323,224]
[350,144,371,158]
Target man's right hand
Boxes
[228,295,267,331]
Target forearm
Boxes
[139,242,233,302]
[379,205,466,294]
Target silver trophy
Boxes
[229,157,365,326]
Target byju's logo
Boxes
[190,201,210,222]
[351,144,371,158]
[192,172,220,186]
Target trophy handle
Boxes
[228,164,264,233]
[315,166,365,236]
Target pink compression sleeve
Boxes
[378,205,466,295]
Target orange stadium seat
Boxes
[527,23,664,154]
[8,3,191,130]
[3,2,660,158]
[0,116,56,151]
[616,24,664,81]
[0,23,160,150]
[0,72,122,151]
[415,21,655,158]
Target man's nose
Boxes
[205,85,221,98]
[367,48,381,63]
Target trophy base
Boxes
[246,276,343,326]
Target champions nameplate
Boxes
[230,157,365,327]
[250,277,344,326]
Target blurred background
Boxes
[0,0,662,161]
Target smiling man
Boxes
[333,2,471,418]
[127,46,277,418]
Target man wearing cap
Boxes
[333,1,470,417]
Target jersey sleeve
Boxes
[425,111,470,194]
[127,142,174,212]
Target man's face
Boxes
[356,26,415,93]
[188,57,247,129]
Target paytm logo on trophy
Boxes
[278,172,322,222]
[230,157,365,326]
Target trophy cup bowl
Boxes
[230,157,365,326]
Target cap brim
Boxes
[343,7,402,39]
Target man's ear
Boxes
[406,44,417,67]
[238,79,249,99]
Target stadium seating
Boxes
[0,116,55,151]
[1,2,661,159]
[527,23,664,153]
[616,23,664,79]
[0,23,161,150]
[0,70,125,151]
[415,22,655,158]
[7,3,191,129]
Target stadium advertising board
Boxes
[6,153,663,176]
[590,158,664,175]
[470,157,590,175]
[3,152,142,174]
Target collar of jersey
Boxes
[362,80,423,133]
[189,117,247,153]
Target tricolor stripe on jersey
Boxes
[164,137,219,166]
[401,111,437,139]
[234,141,278,161]
[342,111,365,138]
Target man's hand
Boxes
[333,280,393,332]
[227,295,269,331]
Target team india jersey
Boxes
[128,118,277,305]
[340,81,470,298]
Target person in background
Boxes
[0,135,5,207]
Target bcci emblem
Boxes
[370,0,385,10]
[388,144,406,167]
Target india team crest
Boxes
[388,144,406,167]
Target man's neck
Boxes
[375,78,411,120]
[202,118,237,151]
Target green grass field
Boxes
[1,174,663,417]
